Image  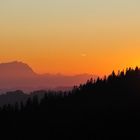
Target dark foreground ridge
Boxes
[1,67,140,140]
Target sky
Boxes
[0,0,140,76]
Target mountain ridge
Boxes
[0,61,97,93]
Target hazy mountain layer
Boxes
[0,61,97,93]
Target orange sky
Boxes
[0,0,140,76]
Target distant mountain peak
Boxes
[0,61,31,68]
[0,61,97,93]
[1,61,24,65]
[0,61,36,78]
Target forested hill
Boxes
[1,67,140,140]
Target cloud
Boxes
[81,53,87,57]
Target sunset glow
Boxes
[0,0,140,76]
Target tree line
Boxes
[1,67,140,140]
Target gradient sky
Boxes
[0,0,140,76]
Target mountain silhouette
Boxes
[1,67,140,139]
[0,61,36,78]
[0,61,97,93]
